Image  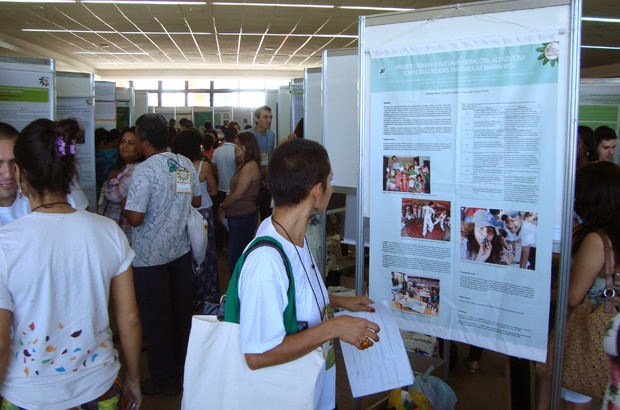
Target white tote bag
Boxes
[187,207,208,265]
[181,315,325,410]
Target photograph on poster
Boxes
[383,155,431,193]
[460,207,537,269]
[390,272,440,317]
[401,198,450,241]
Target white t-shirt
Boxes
[519,220,537,248]
[0,196,29,226]
[0,193,88,227]
[212,142,236,193]
[125,152,200,267]
[0,210,135,410]
[238,217,335,410]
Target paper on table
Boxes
[335,300,414,398]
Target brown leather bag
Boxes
[536,231,620,399]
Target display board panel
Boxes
[323,48,358,189]
[361,0,575,362]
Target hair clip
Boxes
[55,137,76,156]
[56,136,66,156]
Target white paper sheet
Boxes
[336,301,414,398]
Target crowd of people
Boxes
[0,109,619,409]
[0,107,380,409]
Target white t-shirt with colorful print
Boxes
[0,210,135,410]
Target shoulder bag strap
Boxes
[596,230,615,314]
[224,236,298,334]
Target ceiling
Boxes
[0,0,618,80]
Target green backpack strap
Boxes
[224,236,298,335]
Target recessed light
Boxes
[264,47,274,51]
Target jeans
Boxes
[133,251,194,390]
[226,211,258,274]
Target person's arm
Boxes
[111,268,143,409]
[220,163,258,209]
[0,308,11,385]
[519,245,531,269]
[192,195,202,208]
[103,167,133,204]
[568,232,606,307]
[329,294,375,313]
[124,210,145,227]
[244,314,379,370]
[203,162,218,196]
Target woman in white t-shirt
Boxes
[0,119,143,410]
[235,139,380,410]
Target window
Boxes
[161,92,185,107]
[161,79,186,91]
[188,80,211,90]
[213,80,239,90]
[239,79,265,90]
[213,92,238,107]
[239,92,265,108]
[266,79,289,89]
[133,79,159,90]
[147,92,159,107]
[189,93,210,107]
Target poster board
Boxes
[277,85,291,142]
[361,0,576,362]
[0,56,54,131]
[94,81,116,131]
[290,78,304,134]
[323,48,358,189]
[115,87,134,129]
[304,67,322,144]
[57,72,96,212]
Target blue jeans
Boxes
[226,211,258,274]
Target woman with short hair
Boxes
[233,139,380,409]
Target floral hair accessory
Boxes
[55,137,76,156]
[56,136,66,156]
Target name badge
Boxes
[176,169,192,194]
[260,152,269,167]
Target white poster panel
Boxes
[0,66,53,130]
[368,30,563,362]
[304,68,322,144]
[95,81,116,102]
[291,81,304,133]
[323,49,358,189]
[57,97,96,212]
